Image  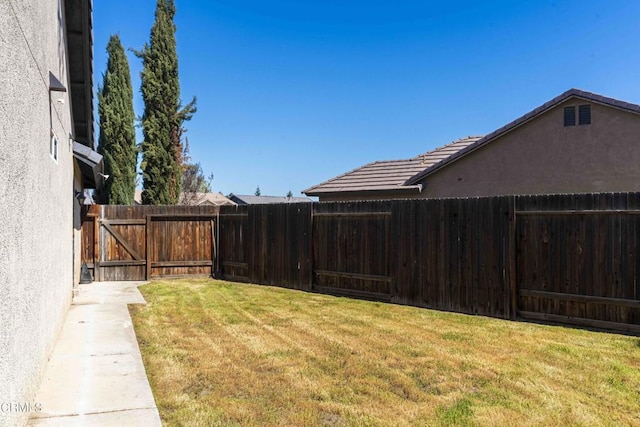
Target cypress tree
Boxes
[137,0,196,205]
[96,35,137,205]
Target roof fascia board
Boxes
[305,184,422,197]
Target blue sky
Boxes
[93,1,640,197]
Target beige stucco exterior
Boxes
[420,100,640,198]
[0,1,83,425]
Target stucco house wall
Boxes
[0,1,78,424]
[420,100,640,198]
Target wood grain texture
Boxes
[80,193,640,332]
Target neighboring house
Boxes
[304,136,481,201]
[0,1,100,425]
[133,190,237,206]
[180,192,237,206]
[229,194,313,205]
[305,89,640,201]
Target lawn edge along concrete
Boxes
[27,282,161,427]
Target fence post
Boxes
[210,218,217,278]
[309,203,314,291]
[145,214,152,280]
[94,205,101,282]
[509,196,517,320]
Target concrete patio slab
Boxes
[28,282,161,426]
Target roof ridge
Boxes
[412,135,483,160]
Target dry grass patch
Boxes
[130,279,640,426]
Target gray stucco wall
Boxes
[421,100,640,198]
[0,1,77,425]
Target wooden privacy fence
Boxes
[218,198,515,320]
[82,193,640,333]
[217,203,312,289]
[218,194,640,333]
[515,193,640,333]
[81,205,219,281]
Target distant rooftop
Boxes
[134,190,236,206]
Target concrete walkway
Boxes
[28,282,162,426]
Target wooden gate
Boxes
[81,205,219,281]
[515,207,640,333]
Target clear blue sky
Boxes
[93,1,640,198]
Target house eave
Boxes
[73,141,103,189]
[304,184,423,198]
[65,0,94,148]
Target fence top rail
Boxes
[100,219,146,225]
[147,214,218,220]
[519,289,640,307]
[313,212,392,218]
[516,209,640,215]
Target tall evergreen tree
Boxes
[96,34,137,205]
[137,0,196,205]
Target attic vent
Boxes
[564,106,576,126]
[578,104,591,125]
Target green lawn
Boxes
[130,279,640,426]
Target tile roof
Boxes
[303,136,482,196]
[405,88,640,185]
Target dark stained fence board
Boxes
[314,285,392,302]
[218,205,250,282]
[390,196,512,318]
[81,192,640,333]
[515,192,640,330]
[243,203,312,290]
[313,201,392,299]
[315,270,392,283]
[519,311,640,334]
